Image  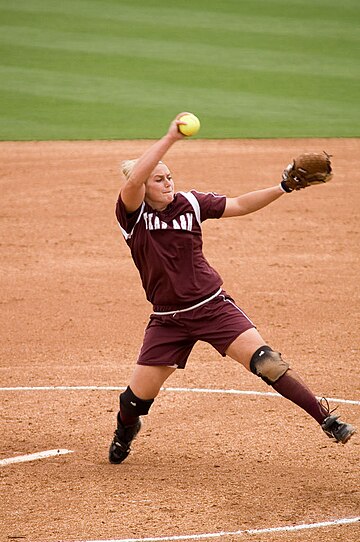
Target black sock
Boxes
[119,386,154,427]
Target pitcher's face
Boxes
[145,163,175,210]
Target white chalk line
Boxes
[0,449,73,466]
[1,385,359,405]
[2,389,358,541]
[65,516,360,542]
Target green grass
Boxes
[0,0,359,139]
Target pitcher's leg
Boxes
[119,365,176,426]
[109,365,176,464]
[129,365,176,401]
[226,329,356,443]
[225,327,265,370]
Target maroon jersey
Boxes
[116,190,226,310]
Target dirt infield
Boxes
[1,139,359,542]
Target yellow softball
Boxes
[178,113,201,137]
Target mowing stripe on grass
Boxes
[0,0,359,139]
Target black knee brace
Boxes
[250,345,289,385]
[120,386,154,417]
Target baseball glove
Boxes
[281,151,333,192]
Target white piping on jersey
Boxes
[118,202,145,240]
[220,294,255,327]
[152,287,222,316]
[178,191,201,225]
[193,190,226,198]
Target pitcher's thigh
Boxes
[225,328,267,371]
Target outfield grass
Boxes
[0,0,359,139]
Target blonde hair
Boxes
[121,159,165,180]
[121,159,138,180]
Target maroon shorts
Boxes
[137,291,255,369]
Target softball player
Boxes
[109,113,355,464]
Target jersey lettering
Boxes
[143,212,193,231]
[143,212,168,230]
[172,213,193,231]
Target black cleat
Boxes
[109,415,142,464]
[321,415,356,444]
[320,398,356,444]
